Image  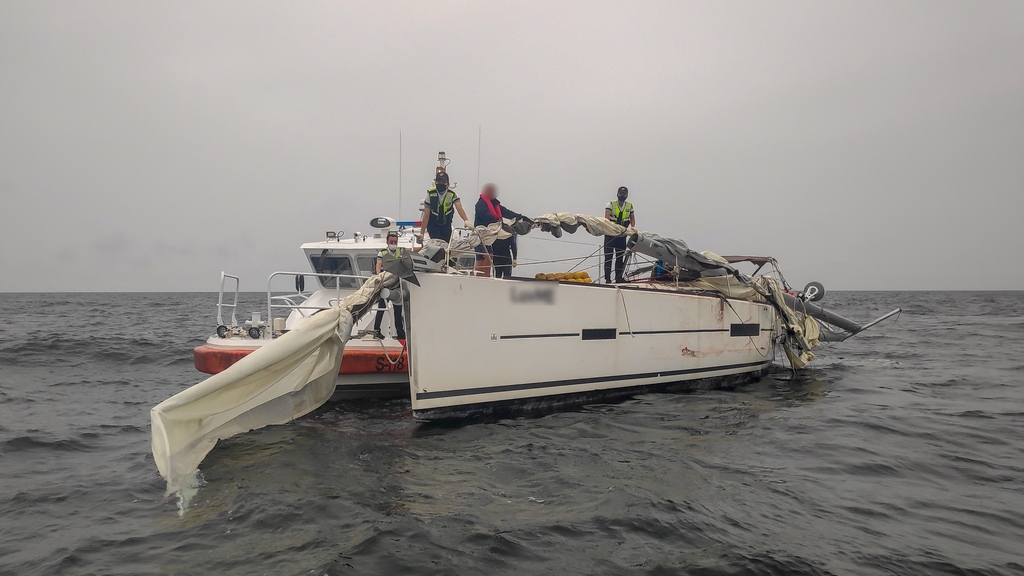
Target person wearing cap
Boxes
[474,183,525,277]
[604,186,635,283]
[373,231,406,340]
[420,171,472,243]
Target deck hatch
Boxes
[730,323,760,337]
[581,328,617,340]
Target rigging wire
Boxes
[566,245,605,274]
[877,309,902,339]
[518,235,603,247]
[516,254,602,266]
[840,308,902,342]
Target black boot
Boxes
[373,309,386,339]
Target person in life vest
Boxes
[604,186,635,283]
[474,183,525,278]
[419,171,472,243]
[373,231,406,340]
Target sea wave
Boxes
[1,291,1023,575]
[0,333,188,367]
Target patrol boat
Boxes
[193,217,427,400]
[193,152,474,401]
[154,211,899,491]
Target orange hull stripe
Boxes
[193,344,408,375]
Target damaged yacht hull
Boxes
[406,273,776,420]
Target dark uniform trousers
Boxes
[426,221,453,242]
[492,237,514,279]
[604,235,627,283]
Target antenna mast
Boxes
[398,130,402,219]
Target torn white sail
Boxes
[151,272,396,492]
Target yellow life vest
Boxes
[610,201,633,225]
[427,187,457,224]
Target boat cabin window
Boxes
[356,255,378,277]
[310,254,361,288]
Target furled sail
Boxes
[455,213,731,278]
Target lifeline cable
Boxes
[516,252,602,267]
[566,245,605,274]
[518,235,604,247]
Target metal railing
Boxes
[263,271,370,339]
[217,272,240,326]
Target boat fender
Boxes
[295,275,305,293]
[216,325,229,338]
[247,327,262,339]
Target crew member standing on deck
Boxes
[492,232,518,279]
[604,186,635,283]
[420,171,472,243]
[475,183,525,278]
[373,231,406,341]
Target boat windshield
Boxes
[355,255,377,277]
[310,254,361,288]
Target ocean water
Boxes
[1,291,1022,575]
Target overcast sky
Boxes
[1,1,1021,291]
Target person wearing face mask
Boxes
[474,183,525,278]
[373,231,406,340]
[420,171,472,243]
[604,186,635,284]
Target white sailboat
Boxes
[406,271,774,420]
[151,158,899,492]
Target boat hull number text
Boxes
[510,286,556,305]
